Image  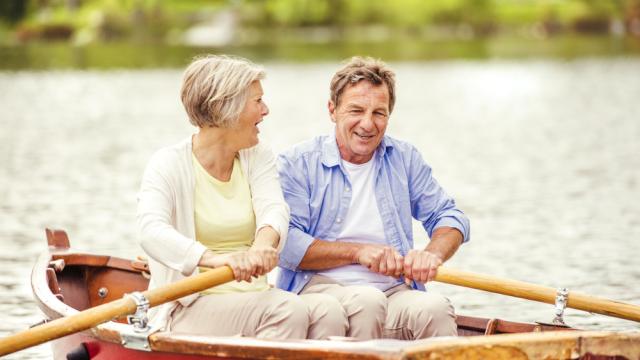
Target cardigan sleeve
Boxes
[244,143,290,251]
[136,149,206,276]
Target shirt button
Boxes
[336,218,342,223]
[346,187,351,192]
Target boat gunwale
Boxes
[31,244,640,359]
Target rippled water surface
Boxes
[1,59,639,359]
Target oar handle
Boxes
[435,267,640,323]
[0,266,234,357]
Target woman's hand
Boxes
[247,245,278,276]
[199,247,277,282]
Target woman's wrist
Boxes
[254,225,279,249]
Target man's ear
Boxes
[328,100,336,123]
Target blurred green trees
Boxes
[2,0,640,44]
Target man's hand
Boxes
[403,249,443,285]
[354,244,404,278]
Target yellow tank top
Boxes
[193,154,269,294]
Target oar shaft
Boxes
[0,266,234,356]
[435,267,640,322]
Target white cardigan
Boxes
[136,136,290,329]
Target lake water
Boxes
[1,58,639,359]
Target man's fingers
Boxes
[394,253,404,278]
[378,253,387,275]
[412,253,425,283]
[385,249,396,276]
[403,251,414,283]
[369,253,381,273]
[427,262,438,282]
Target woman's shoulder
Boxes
[239,141,275,161]
[146,137,192,171]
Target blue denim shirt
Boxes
[276,134,470,294]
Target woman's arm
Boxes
[137,149,206,276]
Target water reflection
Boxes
[0,58,639,359]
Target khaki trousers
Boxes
[170,288,309,339]
[301,275,458,340]
[169,288,349,340]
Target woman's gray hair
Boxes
[181,55,265,128]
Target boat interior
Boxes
[39,229,572,337]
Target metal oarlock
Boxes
[552,287,569,326]
[125,292,150,332]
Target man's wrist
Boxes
[349,243,364,264]
[423,248,445,263]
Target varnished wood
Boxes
[402,331,640,360]
[12,228,637,359]
[46,228,70,249]
[435,267,640,323]
[0,265,235,356]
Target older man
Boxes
[277,57,470,340]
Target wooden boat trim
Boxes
[401,330,640,359]
[31,243,640,359]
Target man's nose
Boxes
[359,112,375,130]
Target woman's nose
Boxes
[261,102,269,116]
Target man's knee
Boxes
[265,291,310,327]
[410,293,457,337]
[311,294,348,324]
[303,293,348,339]
[344,286,387,317]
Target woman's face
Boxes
[233,80,269,149]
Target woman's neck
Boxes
[192,127,238,182]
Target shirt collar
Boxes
[321,132,393,167]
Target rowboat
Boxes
[25,229,640,359]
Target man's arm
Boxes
[299,239,404,277]
[403,145,469,284]
[425,226,463,262]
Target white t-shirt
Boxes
[318,157,401,291]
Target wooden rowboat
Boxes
[30,229,640,359]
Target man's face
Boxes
[329,81,390,164]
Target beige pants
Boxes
[170,288,309,339]
[301,275,457,340]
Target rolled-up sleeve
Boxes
[277,153,316,270]
[407,146,470,242]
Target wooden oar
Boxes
[435,267,640,323]
[2,266,638,356]
[0,266,234,357]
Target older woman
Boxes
[136,55,315,339]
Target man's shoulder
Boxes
[279,135,328,162]
[383,135,419,157]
